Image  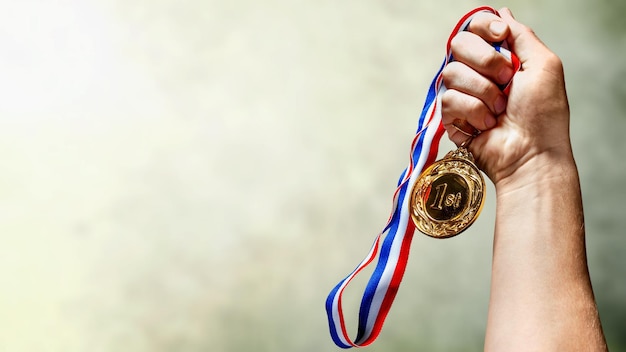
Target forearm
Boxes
[485,155,607,351]
[439,8,608,349]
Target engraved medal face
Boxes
[410,148,485,238]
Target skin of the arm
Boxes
[440,8,608,351]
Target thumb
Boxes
[499,7,550,65]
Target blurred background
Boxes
[0,0,624,351]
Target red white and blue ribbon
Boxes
[325,7,521,348]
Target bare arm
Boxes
[487,151,606,351]
[440,8,607,351]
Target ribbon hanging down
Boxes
[324,7,521,349]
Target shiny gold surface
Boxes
[410,148,485,238]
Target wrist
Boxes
[494,148,579,196]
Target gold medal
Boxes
[409,146,485,239]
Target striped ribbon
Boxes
[325,7,521,348]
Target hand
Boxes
[441,8,572,188]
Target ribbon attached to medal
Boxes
[325,7,521,348]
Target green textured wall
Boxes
[0,0,624,351]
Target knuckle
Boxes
[477,49,501,69]
[450,32,470,52]
[441,89,462,120]
[468,98,486,118]
[441,66,454,87]
[449,33,462,50]
[544,52,564,72]
[441,90,455,111]
[477,79,494,100]
[519,23,532,33]
[441,62,462,87]
[517,22,536,38]
[522,25,537,38]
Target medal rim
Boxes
[409,150,485,239]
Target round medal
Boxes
[410,147,485,238]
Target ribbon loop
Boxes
[325,7,520,348]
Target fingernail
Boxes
[498,66,514,84]
[495,95,507,115]
[489,20,507,36]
